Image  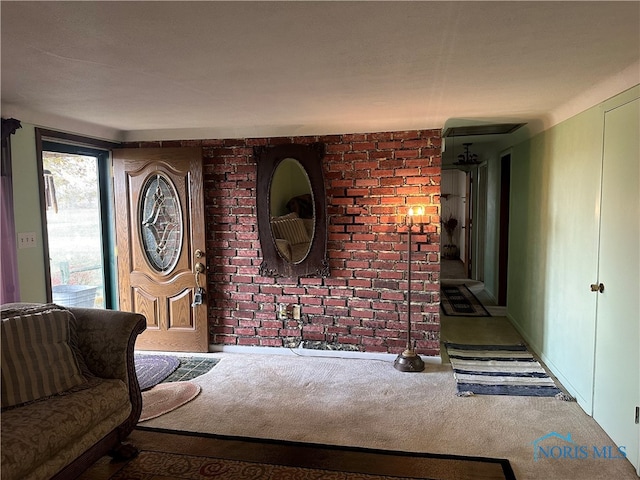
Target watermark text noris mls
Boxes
[531,432,626,461]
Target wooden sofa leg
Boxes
[109,442,139,462]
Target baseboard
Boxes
[482,288,498,305]
[209,344,442,364]
[504,313,591,412]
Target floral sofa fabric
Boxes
[0,303,145,480]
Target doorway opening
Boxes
[497,153,511,305]
[440,158,506,319]
[441,169,467,280]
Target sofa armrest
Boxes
[68,308,146,382]
[68,307,146,441]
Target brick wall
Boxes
[126,129,442,356]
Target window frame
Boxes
[35,129,121,309]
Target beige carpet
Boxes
[141,352,638,480]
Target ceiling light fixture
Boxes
[454,143,480,166]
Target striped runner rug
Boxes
[445,343,566,398]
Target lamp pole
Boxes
[394,208,425,372]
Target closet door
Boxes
[593,97,639,473]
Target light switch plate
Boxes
[17,232,37,249]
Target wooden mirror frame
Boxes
[255,143,329,278]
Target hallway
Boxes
[439,258,521,362]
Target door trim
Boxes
[498,153,511,306]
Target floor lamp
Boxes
[394,206,426,372]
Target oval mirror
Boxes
[269,158,314,263]
[255,143,329,278]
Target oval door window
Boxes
[139,172,183,272]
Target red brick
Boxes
[139,128,442,355]
[302,332,326,341]
[280,328,301,337]
[235,327,256,336]
[394,150,420,159]
[351,142,377,151]
[378,141,403,149]
[344,152,368,162]
[336,335,360,345]
[350,327,374,336]
[217,336,238,345]
[350,309,374,319]
[327,326,350,335]
[361,336,384,346]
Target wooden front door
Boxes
[113,147,208,352]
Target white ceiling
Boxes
[2,1,639,143]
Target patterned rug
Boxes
[105,428,516,480]
[445,343,567,398]
[136,356,219,421]
[440,284,491,317]
[164,356,220,383]
[134,354,180,391]
[140,382,201,422]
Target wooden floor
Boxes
[80,428,514,480]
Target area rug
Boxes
[134,354,180,391]
[139,381,201,422]
[108,428,516,480]
[444,343,566,398]
[441,283,491,317]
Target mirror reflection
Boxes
[255,142,328,278]
[269,158,314,263]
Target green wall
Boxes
[507,86,639,411]
[269,158,312,217]
[11,124,47,302]
[481,148,502,302]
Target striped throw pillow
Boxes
[271,216,310,245]
[1,308,86,408]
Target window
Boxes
[37,131,118,309]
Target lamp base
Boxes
[393,349,425,372]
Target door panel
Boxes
[593,98,639,473]
[475,164,487,281]
[114,147,208,352]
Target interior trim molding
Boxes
[1,104,124,142]
[209,344,442,364]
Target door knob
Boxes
[590,283,604,293]
[192,262,206,307]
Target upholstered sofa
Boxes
[0,303,146,480]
